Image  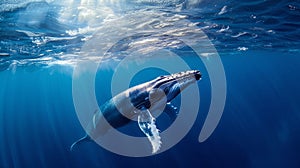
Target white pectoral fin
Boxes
[137,109,162,154]
[165,103,179,123]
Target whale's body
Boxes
[71,70,201,153]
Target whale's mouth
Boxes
[153,70,201,89]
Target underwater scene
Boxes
[0,0,300,167]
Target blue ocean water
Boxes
[0,0,300,167]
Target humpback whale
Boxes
[71,70,201,153]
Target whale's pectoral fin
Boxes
[137,109,162,154]
[165,103,179,123]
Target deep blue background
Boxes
[1,51,299,168]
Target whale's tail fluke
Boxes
[70,134,91,151]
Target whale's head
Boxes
[150,70,201,102]
[130,70,201,110]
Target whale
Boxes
[71,70,201,153]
